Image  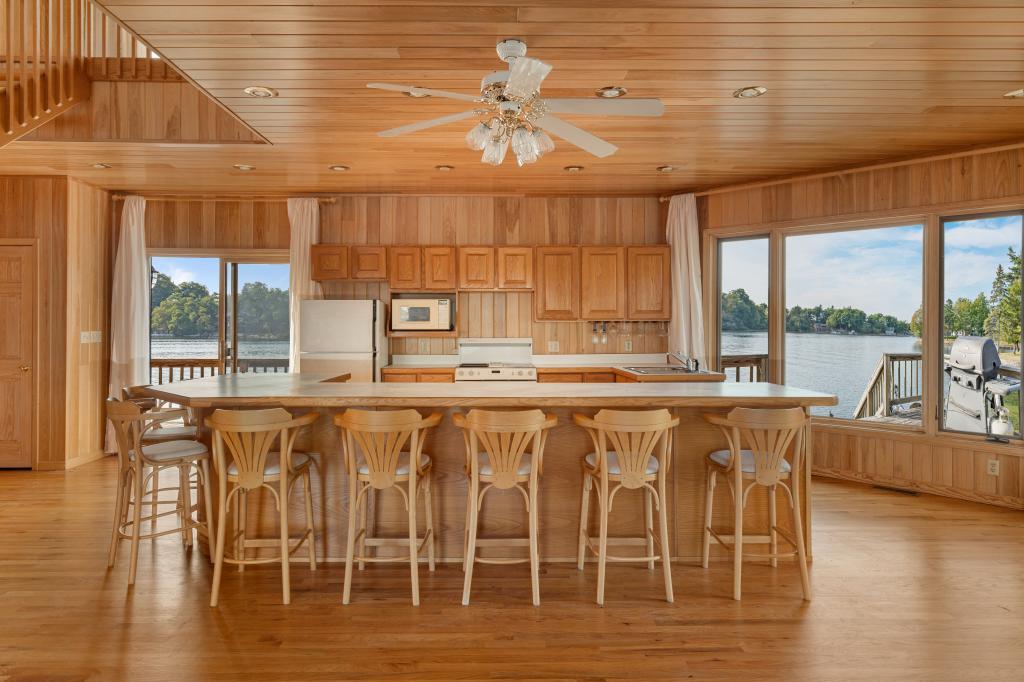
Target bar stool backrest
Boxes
[107,398,146,469]
[716,407,807,486]
[206,408,298,490]
[334,409,437,489]
[456,409,553,489]
[587,408,678,489]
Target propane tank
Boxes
[990,407,1015,437]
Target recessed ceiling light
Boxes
[243,85,278,98]
[564,165,584,173]
[1004,88,1024,98]
[435,164,454,172]
[233,164,255,171]
[405,88,431,98]
[92,162,111,169]
[596,86,628,99]
[732,85,768,99]
[657,165,675,173]
[328,164,349,172]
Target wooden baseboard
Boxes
[65,449,110,470]
[814,468,1023,510]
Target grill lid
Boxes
[946,336,1000,379]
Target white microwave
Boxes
[391,297,452,331]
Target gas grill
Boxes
[943,336,1020,438]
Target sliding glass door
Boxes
[225,261,291,373]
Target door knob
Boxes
[18,366,30,372]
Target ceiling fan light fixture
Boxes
[732,85,767,99]
[596,86,628,98]
[465,121,493,151]
[243,85,278,98]
[504,57,552,101]
[564,165,584,173]
[328,164,349,172]
[533,129,555,156]
[482,138,509,166]
[511,126,540,166]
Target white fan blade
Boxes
[504,57,552,100]
[535,114,617,158]
[377,110,480,138]
[544,98,665,117]
[367,82,481,103]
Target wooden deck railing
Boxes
[149,358,290,385]
[854,353,923,419]
[721,353,768,382]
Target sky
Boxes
[151,256,290,291]
[720,216,1022,322]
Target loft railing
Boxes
[721,353,768,382]
[149,358,290,385]
[1,0,161,144]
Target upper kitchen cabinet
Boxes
[389,246,422,290]
[423,247,457,290]
[458,247,495,289]
[581,246,626,320]
[627,246,671,320]
[535,246,580,320]
[497,247,534,289]
[310,244,349,281]
[350,246,388,280]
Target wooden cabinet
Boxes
[310,244,349,281]
[581,246,626,320]
[350,246,388,280]
[534,246,580,320]
[423,247,457,290]
[627,246,671,320]
[381,368,455,383]
[583,372,617,383]
[458,247,495,289]
[537,372,584,383]
[389,246,422,289]
[497,247,533,289]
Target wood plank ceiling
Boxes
[4,0,1024,195]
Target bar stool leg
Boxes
[343,479,358,605]
[357,487,369,571]
[304,470,317,571]
[178,465,192,547]
[576,472,591,571]
[658,476,674,603]
[108,469,128,567]
[150,468,160,532]
[596,477,609,607]
[423,472,436,572]
[279,474,291,606]
[701,467,716,569]
[462,486,472,573]
[200,459,215,565]
[210,486,229,607]
[732,472,744,601]
[128,467,145,586]
[768,485,778,568]
[528,480,540,606]
[462,478,479,606]
[237,490,247,573]
[791,482,812,601]
[407,477,420,606]
[644,488,655,571]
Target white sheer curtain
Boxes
[106,196,150,451]
[666,193,707,368]
[287,198,323,372]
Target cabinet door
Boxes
[311,244,349,280]
[537,372,584,383]
[382,372,418,383]
[458,247,495,289]
[627,246,671,319]
[583,372,617,383]
[350,246,388,280]
[497,247,534,289]
[389,247,422,289]
[423,247,457,290]
[581,246,626,319]
[534,246,580,320]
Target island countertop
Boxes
[141,372,836,409]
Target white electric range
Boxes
[454,338,537,382]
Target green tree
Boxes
[151,281,219,338]
[150,271,176,310]
[720,289,768,331]
[236,281,290,339]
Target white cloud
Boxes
[944,219,1022,250]
[165,266,199,284]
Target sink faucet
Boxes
[667,352,697,371]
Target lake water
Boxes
[722,331,922,418]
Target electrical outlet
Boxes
[987,459,1000,476]
[624,339,633,352]
[547,341,559,353]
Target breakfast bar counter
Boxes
[141,374,836,563]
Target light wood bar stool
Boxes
[334,409,442,606]
[454,409,556,606]
[106,399,214,585]
[206,408,320,606]
[701,407,812,601]
[573,409,679,606]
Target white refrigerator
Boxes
[298,300,388,382]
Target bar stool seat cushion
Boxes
[356,451,430,476]
[131,439,208,463]
[476,452,532,476]
[143,425,198,441]
[584,451,659,475]
[708,449,792,474]
[228,451,312,477]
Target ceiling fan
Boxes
[367,39,665,167]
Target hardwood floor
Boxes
[0,457,1021,681]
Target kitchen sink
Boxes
[622,366,696,375]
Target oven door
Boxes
[392,299,442,331]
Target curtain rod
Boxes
[112,195,335,203]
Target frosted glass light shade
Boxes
[511,126,539,166]
[532,129,555,156]
[465,121,491,151]
[504,57,552,101]
[481,137,508,166]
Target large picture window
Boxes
[718,237,769,382]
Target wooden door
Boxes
[534,246,580,320]
[423,247,457,290]
[581,246,626,319]
[627,246,671,320]
[310,244,348,280]
[497,247,533,289]
[389,247,422,289]
[458,247,495,289]
[350,246,388,280]
[0,246,35,467]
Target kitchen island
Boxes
[142,374,836,563]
